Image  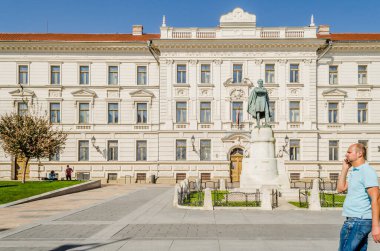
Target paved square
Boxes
[0,185,378,251]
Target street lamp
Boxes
[91,136,100,151]
[191,135,196,152]
[277,135,289,158]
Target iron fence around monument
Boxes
[201,180,220,190]
[226,181,240,190]
[320,191,346,207]
[298,189,309,208]
[213,190,261,207]
[178,182,204,207]
[291,180,313,190]
[271,189,279,209]
[319,180,338,191]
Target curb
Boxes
[0,180,101,208]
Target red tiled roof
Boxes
[0,33,160,42]
[318,33,380,41]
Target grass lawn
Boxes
[0,180,85,205]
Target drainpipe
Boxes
[315,40,333,173]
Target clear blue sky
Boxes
[0,0,379,34]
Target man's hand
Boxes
[343,158,352,170]
[372,225,380,243]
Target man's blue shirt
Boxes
[343,163,379,219]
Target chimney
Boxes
[318,25,330,35]
[132,25,143,36]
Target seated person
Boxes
[48,170,57,181]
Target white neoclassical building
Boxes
[0,8,379,183]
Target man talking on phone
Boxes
[337,143,380,250]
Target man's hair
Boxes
[353,143,367,160]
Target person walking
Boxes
[65,165,73,181]
[337,143,380,250]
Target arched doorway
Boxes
[230,148,244,182]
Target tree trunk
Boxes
[22,157,29,184]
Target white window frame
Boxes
[289,63,300,83]
[199,101,212,124]
[78,140,90,162]
[49,64,62,85]
[199,63,212,84]
[289,139,301,161]
[107,102,119,124]
[199,139,212,161]
[136,65,148,85]
[49,102,62,124]
[329,65,338,85]
[17,63,30,85]
[358,65,368,85]
[176,63,187,84]
[78,102,90,124]
[107,140,119,161]
[232,63,243,84]
[175,139,187,161]
[265,64,275,84]
[175,101,188,124]
[78,64,90,85]
[107,65,119,86]
[328,140,339,161]
[327,102,339,124]
[136,140,147,161]
[289,100,301,123]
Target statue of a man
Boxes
[247,79,271,128]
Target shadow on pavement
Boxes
[50,238,130,251]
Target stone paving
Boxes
[0,184,378,251]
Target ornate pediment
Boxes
[9,89,34,97]
[230,89,245,100]
[71,88,96,98]
[322,88,347,97]
[129,89,155,98]
[221,132,250,142]
[220,8,256,27]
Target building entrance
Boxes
[15,157,30,180]
[230,148,244,182]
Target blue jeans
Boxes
[339,217,372,251]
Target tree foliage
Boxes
[0,113,67,183]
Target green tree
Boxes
[0,113,67,183]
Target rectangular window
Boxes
[78,140,89,161]
[200,102,211,123]
[232,101,243,124]
[137,66,147,85]
[358,140,368,149]
[18,102,28,116]
[201,64,211,84]
[49,152,60,161]
[328,103,338,123]
[289,101,300,122]
[176,140,186,161]
[50,103,61,123]
[329,65,338,85]
[136,140,147,161]
[269,101,275,122]
[18,65,28,85]
[176,102,187,123]
[232,64,243,83]
[329,173,339,180]
[358,65,367,85]
[329,140,339,161]
[108,66,118,85]
[108,103,119,124]
[50,66,60,85]
[290,64,299,83]
[200,139,211,161]
[79,103,89,124]
[358,102,367,123]
[177,64,186,83]
[136,103,147,124]
[79,66,89,85]
[107,140,118,161]
[265,64,275,83]
[289,139,300,160]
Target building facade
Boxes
[0,8,379,183]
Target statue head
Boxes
[257,79,263,87]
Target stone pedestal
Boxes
[240,127,279,190]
